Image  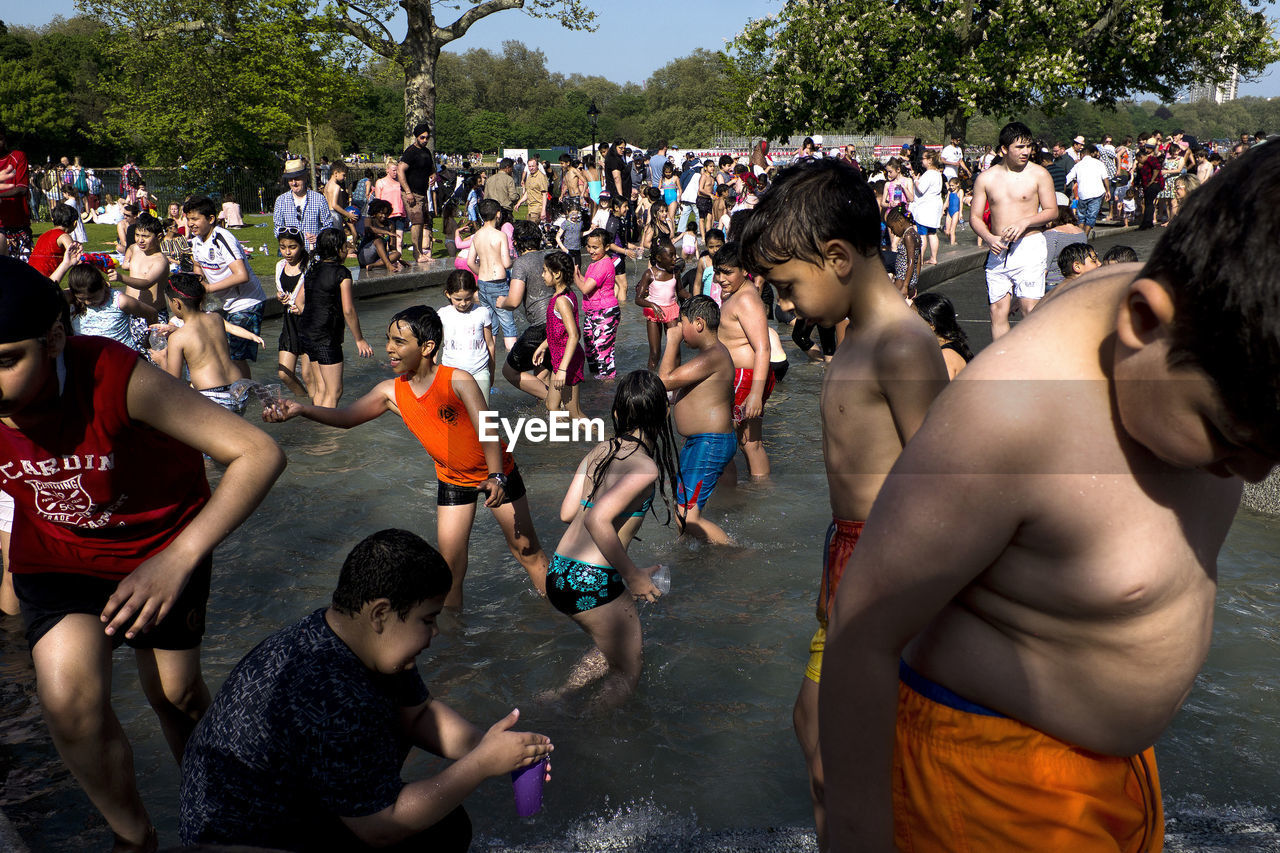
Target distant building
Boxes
[1187,68,1240,104]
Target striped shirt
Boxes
[272,189,334,246]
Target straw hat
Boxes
[282,158,307,179]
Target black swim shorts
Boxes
[15,555,213,651]
[437,465,527,507]
[505,324,551,374]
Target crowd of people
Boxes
[1,111,1279,853]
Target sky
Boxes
[9,0,1280,97]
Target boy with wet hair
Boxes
[657,294,737,544]
[736,158,949,851]
[1102,244,1140,265]
[970,122,1058,339]
[0,257,284,852]
[713,242,773,479]
[1055,241,1100,286]
[820,141,1280,852]
[180,528,553,851]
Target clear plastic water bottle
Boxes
[260,243,268,256]
[651,564,671,595]
[229,379,259,404]
[148,329,168,351]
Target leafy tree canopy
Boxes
[734,0,1280,141]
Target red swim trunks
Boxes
[894,667,1164,852]
[804,518,863,683]
[731,366,776,424]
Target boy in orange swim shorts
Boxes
[818,141,1280,852]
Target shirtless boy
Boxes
[112,214,171,353]
[714,242,773,479]
[472,198,517,350]
[737,158,949,851]
[0,257,284,852]
[161,273,263,414]
[820,143,1280,853]
[970,122,1058,339]
[656,295,737,544]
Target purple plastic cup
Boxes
[511,756,548,817]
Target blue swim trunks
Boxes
[676,431,737,510]
[546,552,625,616]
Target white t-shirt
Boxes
[438,303,493,375]
[680,172,700,203]
[1065,156,1111,200]
[189,226,266,314]
[940,144,963,180]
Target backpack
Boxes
[73,170,89,194]
[352,177,369,204]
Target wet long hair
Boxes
[585,370,683,531]
[67,263,106,316]
[912,292,973,362]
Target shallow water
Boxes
[1,287,1277,850]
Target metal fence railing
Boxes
[26,166,284,222]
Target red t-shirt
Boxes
[0,149,31,229]
[28,227,66,278]
[0,337,210,580]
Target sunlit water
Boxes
[1,286,1277,850]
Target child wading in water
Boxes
[634,241,685,370]
[66,263,159,350]
[273,228,309,397]
[161,273,264,414]
[886,207,922,301]
[548,370,680,710]
[294,228,373,407]
[438,270,495,402]
[266,305,548,612]
[579,228,621,379]
[542,251,588,421]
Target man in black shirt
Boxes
[397,122,437,265]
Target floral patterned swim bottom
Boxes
[546,552,625,616]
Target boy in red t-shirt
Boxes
[26,202,82,282]
[0,258,286,851]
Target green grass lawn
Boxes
[33,213,452,283]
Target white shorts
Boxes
[985,232,1047,303]
[0,491,13,535]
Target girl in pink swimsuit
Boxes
[634,241,685,370]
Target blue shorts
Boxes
[916,224,937,236]
[1078,195,1103,227]
[546,552,625,616]
[478,278,518,338]
[677,432,737,510]
[225,305,263,362]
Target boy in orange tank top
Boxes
[267,305,548,611]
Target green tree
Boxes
[0,59,76,141]
[735,0,1280,143]
[327,0,596,152]
[79,0,355,175]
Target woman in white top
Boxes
[910,151,945,265]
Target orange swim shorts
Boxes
[804,518,863,683]
[894,662,1164,852]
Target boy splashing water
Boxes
[820,139,1280,852]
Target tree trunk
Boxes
[401,3,438,151]
[944,110,969,145]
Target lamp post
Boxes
[587,100,600,158]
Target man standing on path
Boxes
[517,156,549,222]
[649,141,669,191]
[272,159,333,250]
[484,158,520,214]
[398,123,437,265]
[940,134,965,182]
[1065,145,1111,241]
[0,124,33,261]
[970,122,1057,340]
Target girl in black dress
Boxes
[295,228,373,406]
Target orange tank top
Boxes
[394,366,513,486]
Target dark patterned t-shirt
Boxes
[179,608,430,850]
